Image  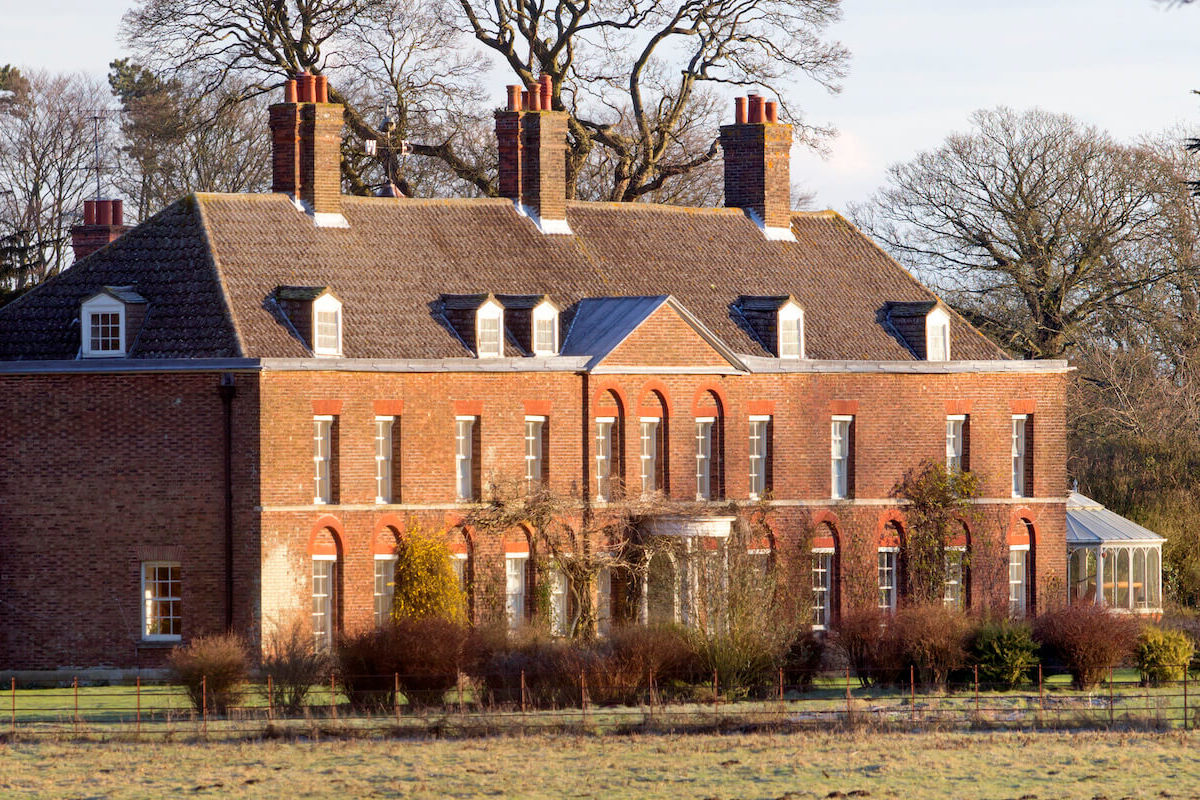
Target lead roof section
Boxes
[0,193,1008,362]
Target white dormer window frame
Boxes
[778,301,804,360]
[476,299,504,358]
[926,306,951,362]
[531,300,559,356]
[81,294,126,358]
[312,293,343,356]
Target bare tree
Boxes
[0,70,115,291]
[854,108,1169,360]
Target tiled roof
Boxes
[0,192,1007,362]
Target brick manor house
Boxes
[0,74,1068,671]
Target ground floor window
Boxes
[505,554,528,632]
[1100,545,1162,612]
[878,549,898,612]
[549,567,570,636]
[812,549,833,629]
[943,547,966,611]
[1008,545,1030,618]
[142,562,181,641]
[597,564,612,637]
[313,556,338,651]
[374,555,397,627]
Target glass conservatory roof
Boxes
[1066,492,1166,546]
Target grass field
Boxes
[2,730,1200,799]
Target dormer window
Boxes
[312,293,343,356]
[477,299,504,358]
[80,287,146,358]
[926,306,950,362]
[532,300,559,356]
[778,301,804,359]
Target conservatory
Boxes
[1066,492,1164,614]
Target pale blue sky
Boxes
[6,0,1199,210]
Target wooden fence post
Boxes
[1184,666,1189,731]
[330,673,336,721]
[136,676,141,735]
[974,665,979,719]
[1108,667,1114,727]
[845,665,851,723]
[909,665,915,722]
[201,675,207,737]
[394,673,401,724]
[73,677,79,735]
[267,675,274,721]
[10,677,15,738]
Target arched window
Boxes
[450,528,474,622]
[1009,520,1035,618]
[373,526,401,626]
[943,523,970,611]
[638,389,669,496]
[310,527,342,651]
[504,531,533,632]
[595,389,625,502]
[812,523,839,630]
[694,390,724,501]
[645,550,678,625]
[878,521,903,613]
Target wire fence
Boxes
[4,666,1197,741]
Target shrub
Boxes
[392,524,466,624]
[586,624,696,706]
[831,607,892,687]
[1033,604,1140,690]
[969,618,1037,690]
[685,625,790,699]
[167,632,250,715]
[338,618,469,710]
[784,630,826,692]
[888,602,969,689]
[260,617,331,715]
[1135,626,1195,686]
[468,627,581,708]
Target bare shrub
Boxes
[784,630,826,692]
[260,617,331,715]
[1033,604,1141,689]
[587,624,696,705]
[888,602,970,689]
[167,632,250,714]
[467,627,581,708]
[830,606,892,687]
[338,618,468,710]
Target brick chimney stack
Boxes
[269,72,343,215]
[71,199,127,261]
[719,93,793,231]
[495,75,568,225]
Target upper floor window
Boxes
[375,416,395,503]
[1012,415,1028,497]
[596,417,615,502]
[695,418,714,500]
[525,416,546,491]
[81,293,127,357]
[946,415,966,472]
[476,299,504,358]
[313,415,334,504]
[778,301,804,359]
[532,300,559,356]
[312,293,342,356]
[456,416,477,501]
[926,306,950,361]
[640,417,661,496]
[831,415,853,500]
[748,416,770,499]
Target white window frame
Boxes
[926,306,950,362]
[141,561,182,641]
[505,554,528,632]
[878,547,898,612]
[452,552,469,596]
[831,415,853,500]
[374,416,394,504]
[943,545,966,610]
[748,415,770,500]
[312,554,338,651]
[81,294,126,357]
[811,548,834,631]
[313,415,333,504]
[778,301,804,359]
[1011,415,1028,498]
[946,415,965,473]
[456,416,476,501]
[531,300,559,356]
[640,417,660,496]
[695,417,714,501]
[597,563,613,638]
[595,417,615,503]
[312,293,343,356]
[373,554,397,627]
[1008,544,1030,617]
[525,416,545,490]
[476,299,504,358]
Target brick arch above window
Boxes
[876,510,906,548]
[308,515,345,557]
[636,379,673,417]
[690,383,728,418]
[948,518,972,548]
[1009,516,1036,547]
[591,381,629,415]
[372,521,403,556]
[811,515,841,550]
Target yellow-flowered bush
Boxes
[392,521,467,624]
